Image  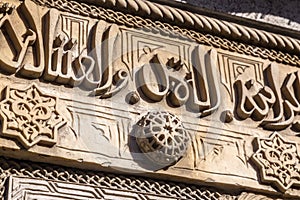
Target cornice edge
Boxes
[76,0,300,55]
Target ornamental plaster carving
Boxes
[0,1,222,115]
[0,83,66,148]
[0,156,227,200]
[234,64,300,132]
[136,111,190,166]
[32,0,300,57]
[0,0,299,198]
[32,0,300,67]
[0,156,278,200]
[252,132,300,192]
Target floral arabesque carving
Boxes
[252,132,300,192]
[136,111,190,166]
[0,83,66,148]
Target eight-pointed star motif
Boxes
[252,132,300,192]
[0,83,66,148]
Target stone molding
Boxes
[0,156,225,200]
[33,0,300,56]
[0,156,283,200]
[32,0,300,68]
[0,0,300,198]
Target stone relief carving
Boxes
[32,0,300,68]
[7,176,177,200]
[0,0,127,96]
[0,0,44,78]
[218,53,264,101]
[0,83,66,148]
[32,0,300,58]
[0,0,300,198]
[0,157,226,200]
[252,132,300,192]
[0,0,298,96]
[0,0,222,116]
[0,0,298,123]
[0,156,285,200]
[128,45,220,115]
[234,64,300,132]
[136,111,190,166]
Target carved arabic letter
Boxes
[0,4,36,74]
[260,64,285,128]
[202,49,221,115]
[137,55,169,101]
[234,79,276,121]
[71,52,94,86]
[292,71,300,131]
[281,72,300,118]
[168,75,189,107]
[261,64,300,131]
[83,20,105,90]
[264,73,298,130]
[188,46,220,115]
[99,69,129,99]
[90,22,119,94]
[44,9,60,82]
[55,37,78,85]
[18,0,45,78]
[44,10,88,86]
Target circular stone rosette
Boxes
[136,111,190,166]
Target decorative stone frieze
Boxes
[1,156,227,200]
[234,64,300,132]
[0,156,276,200]
[0,0,299,199]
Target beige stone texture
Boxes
[0,0,299,199]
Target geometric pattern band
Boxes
[0,157,224,200]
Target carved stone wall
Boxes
[0,0,299,199]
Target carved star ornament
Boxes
[252,132,300,192]
[0,83,66,148]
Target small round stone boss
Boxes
[136,111,190,166]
